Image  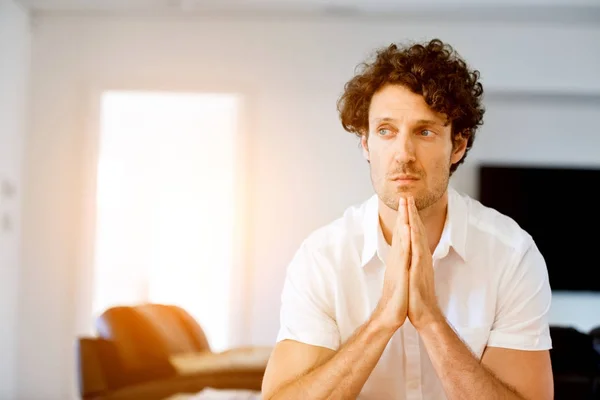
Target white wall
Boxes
[0,1,30,399]
[20,11,600,399]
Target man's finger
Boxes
[407,196,428,249]
[391,196,407,246]
[396,197,411,264]
[396,196,409,229]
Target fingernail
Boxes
[399,197,406,205]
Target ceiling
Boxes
[15,0,600,14]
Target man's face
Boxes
[361,84,467,211]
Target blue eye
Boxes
[420,130,433,137]
[378,128,390,136]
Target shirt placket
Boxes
[403,322,423,400]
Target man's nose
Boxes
[393,131,416,163]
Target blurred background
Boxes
[1,0,599,399]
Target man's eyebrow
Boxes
[370,117,449,127]
[415,118,449,127]
[370,117,396,124]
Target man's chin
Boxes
[389,191,431,211]
[394,187,419,199]
[380,192,414,211]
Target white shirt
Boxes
[276,186,552,400]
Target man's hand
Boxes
[406,196,444,330]
[373,197,411,330]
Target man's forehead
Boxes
[369,87,448,125]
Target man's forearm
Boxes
[419,319,524,400]
[269,317,397,400]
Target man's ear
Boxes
[450,131,469,165]
[361,134,370,163]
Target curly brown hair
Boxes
[337,38,485,174]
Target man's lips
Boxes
[391,175,420,181]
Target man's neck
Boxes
[379,192,449,255]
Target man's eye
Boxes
[378,128,391,136]
[420,130,433,137]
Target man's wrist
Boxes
[369,310,403,337]
[414,311,447,337]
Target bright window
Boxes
[92,90,240,352]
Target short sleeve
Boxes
[488,240,552,351]
[276,242,341,350]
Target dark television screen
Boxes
[478,164,600,292]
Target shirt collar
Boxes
[433,187,468,262]
[360,194,379,268]
[360,186,468,268]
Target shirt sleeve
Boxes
[487,239,553,351]
[275,242,341,350]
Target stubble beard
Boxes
[372,164,451,212]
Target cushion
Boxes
[169,347,272,375]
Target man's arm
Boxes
[264,197,413,399]
[261,315,397,400]
[419,319,553,400]
[405,196,553,399]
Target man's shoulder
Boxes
[455,188,534,252]
[299,195,374,259]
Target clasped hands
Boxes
[374,196,444,332]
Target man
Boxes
[262,39,553,400]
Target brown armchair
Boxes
[76,304,270,400]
